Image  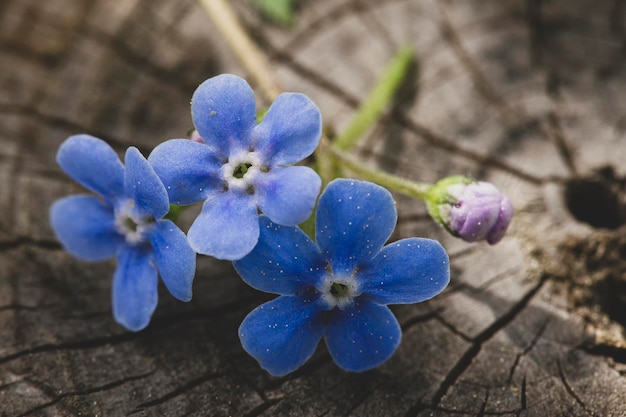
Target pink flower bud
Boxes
[189,130,204,143]
[427,177,513,245]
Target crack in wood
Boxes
[0,237,63,251]
[0,296,256,365]
[136,295,260,331]
[545,108,579,177]
[128,371,226,414]
[556,358,595,417]
[518,375,527,415]
[397,115,554,186]
[438,0,582,185]
[437,265,522,304]
[428,399,529,416]
[471,267,524,294]
[434,314,473,342]
[277,0,408,53]
[0,103,128,151]
[0,333,139,366]
[0,377,26,392]
[476,389,489,417]
[0,304,39,313]
[262,352,334,391]
[242,22,547,186]
[507,318,550,384]
[0,0,95,70]
[81,25,202,95]
[355,0,396,51]
[405,274,548,416]
[0,1,85,69]
[425,400,522,416]
[448,246,480,261]
[400,309,441,333]
[437,3,519,125]
[241,398,283,417]
[14,370,155,417]
[525,0,545,66]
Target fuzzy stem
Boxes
[334,46,415,151]
[321,139,432,200]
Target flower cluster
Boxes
[50,73,512,374]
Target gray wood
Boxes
[1,0,625,415]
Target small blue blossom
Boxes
[426,176,514,244]
[233,179,450,375]
[50,135,196,331]
[149,74,322,260]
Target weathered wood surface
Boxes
[1,0,625,415]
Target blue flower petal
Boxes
[112,246,159,331]
[233,216,326,295]
[191,74,257,157]
[56,135,124,203]
[325,300,401,372]
[50,195,124,261]
[358,238,450,305]
[149,220,196,302]
[239,295,324,376]
[187,191,259,260]
[316,179,397,275]
[148,139,224,206]
[124,147,169,219]
[252,93,322,165]
[255,166,321,226]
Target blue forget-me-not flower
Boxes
[50,135,196,331]
[233,179,450,375]
[149,74,322,260]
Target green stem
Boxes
[314,143,337,189]
[322,139,432,201]
[164,204,185,223]
[334,46,415,151]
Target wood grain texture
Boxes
[1,0,625,416]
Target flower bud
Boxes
[189,129,204,143]
[426,176,513,245]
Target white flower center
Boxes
[221,151,264,192]
[318,275,359,310]
[114,200,154,244]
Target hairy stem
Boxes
[322,139,431,201]
[333,46,415,151]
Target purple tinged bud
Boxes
[447,182,513,244]
[426,177,513,245]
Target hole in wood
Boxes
[594,272,626,329]
[557,233,626,350]
[564,166,626,229]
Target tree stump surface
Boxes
[1,0,625,416]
